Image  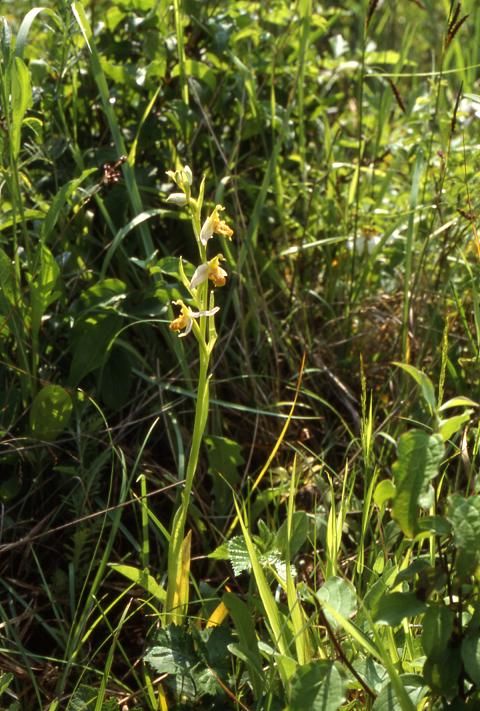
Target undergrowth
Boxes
[1,0,480,709]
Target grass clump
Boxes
[1,1,480,709]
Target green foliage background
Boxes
[1,0,480,708]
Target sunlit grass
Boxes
[1,0,480,708]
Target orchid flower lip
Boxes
[169,300,220,337]
[200,205,234,246]
[190,254,228,289]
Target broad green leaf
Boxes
[448,494,480,578]
[416,515,451,535]
[393,363,436,412]
[423,646,462,699]
[372,592,427,626]
[374,479,396,508]
[171,59,217,91]
[438,411,472,441]
[144,626,197,699]
[462,633,480,685]
[79,278,127,311]
[289,661,346,711]
[372,674,426,711]
[393,558,431,585]
[391,430,444,537]
[316,576,357,630]
[353,658,388,695]
[29,384,72,442]
[68,312,122,385]
[422,606,454,657]
[205,435,244,515]
[108,563,165,602]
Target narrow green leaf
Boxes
[108,563,165,603]
[11,55,32,157]
[393,362,436,411]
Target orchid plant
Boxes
[163,165,233,624]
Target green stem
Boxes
[164,352,210,624]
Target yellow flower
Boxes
[190,254,228,289]
[169,300,220,337]
[200,205,234,246]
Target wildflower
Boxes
[190,254,228,289]
[200,205,234,246]
[166,165,193,192]
[166,192,188,206]
[169,300,220,337]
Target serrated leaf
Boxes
[228,535,251,576]
[290,661,346,711]
[144,626,197,698]
[392,430,444,537]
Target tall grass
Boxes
[1,1,480,709]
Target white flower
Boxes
[200,205,234,246]
[166,192,188,206]
[190,254,228,289]
[169,300,220,337]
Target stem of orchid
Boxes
[164,201,212,625]
[164,352,209,625]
